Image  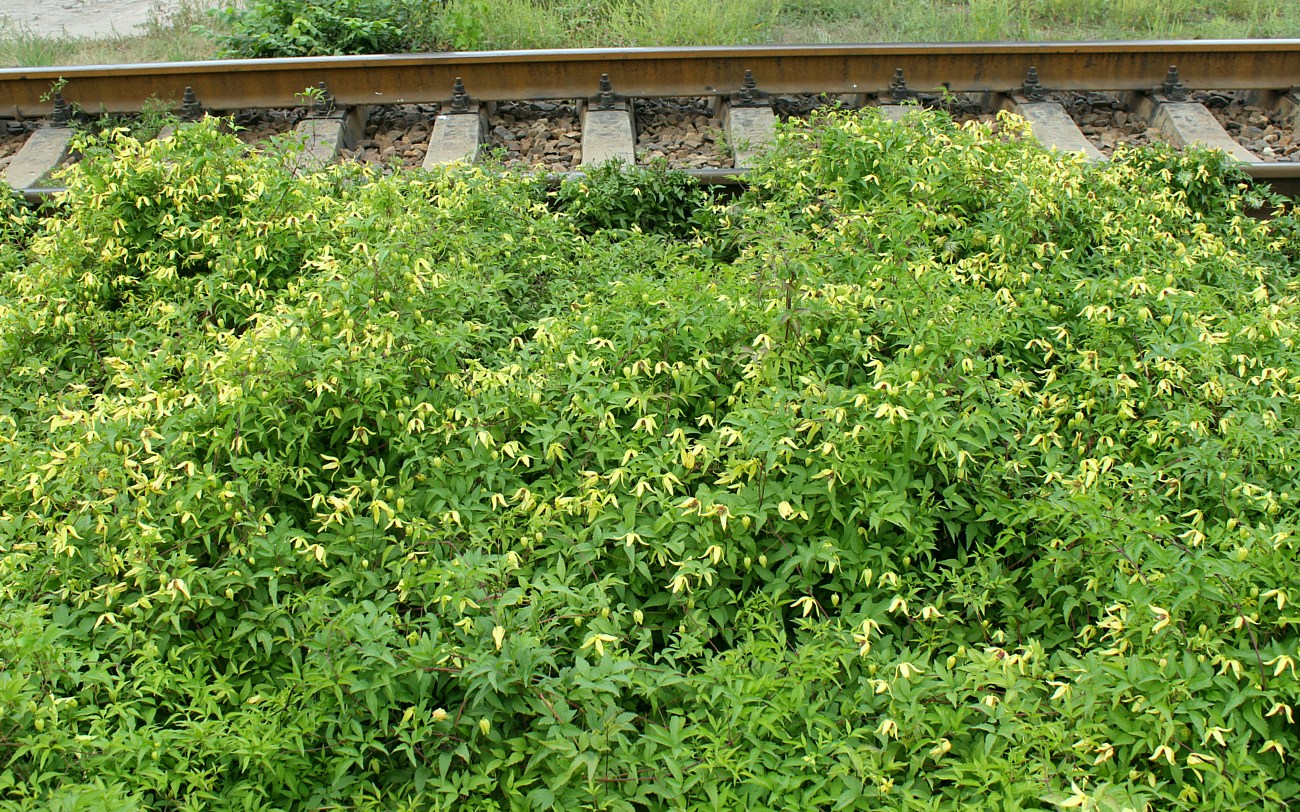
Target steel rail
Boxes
[2,41,1300,117]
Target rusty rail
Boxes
[2,41,1300,117]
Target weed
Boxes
[206,0,434,57]
[1,112,1297,808]
[5,0,1298,66]
[554,158,717,237]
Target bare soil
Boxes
[0,0,180,39]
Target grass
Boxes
[1,0,1298,67]
[771,0,1300,44]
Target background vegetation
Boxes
[2,0,1299,66]
[200,0,1300,54]
[0,110,1298,809]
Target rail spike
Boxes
[1162,66,1188,101]
[449,77,472,113]
[1021,67,1047,102]
[180,86,203,121]
[311,81,336,117]
[889,68,914,102]
[50,91,72,127]
[585,74,627,111]
[731,69,768,108]
[595,74,619,110]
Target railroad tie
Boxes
[423,78,487,167]
[4,127,72,191]
[290,82,369,171]
[873,68,917,123]
[579,75,636,167]
[1012,101,1106,161]
[424,111,487,166]
[982,69,1101,161]
[4,90,72,191]
[875,106,912,123]
[716,70,776,170]
[1126,68,1257,163]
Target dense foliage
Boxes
[1,112,1298,810]
[208,0,436,57]
[195,0,1300,58]
[554,159,717,239]
[204,0,783,56]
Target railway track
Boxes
[2,41,1298,199]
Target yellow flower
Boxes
[1265,654,1296,678]
[1266,703,1294,724]
[928,738,952,758]
[1149,744,1176,765]
[581,633,619,657]
[1149,605,1170,633]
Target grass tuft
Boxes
[605,0,781,46]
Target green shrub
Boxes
[0,185,37,271]
[553,159,717,238]
[207,0,434,57]
[1,111,1298,809]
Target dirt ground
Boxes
[0,0,181,38]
